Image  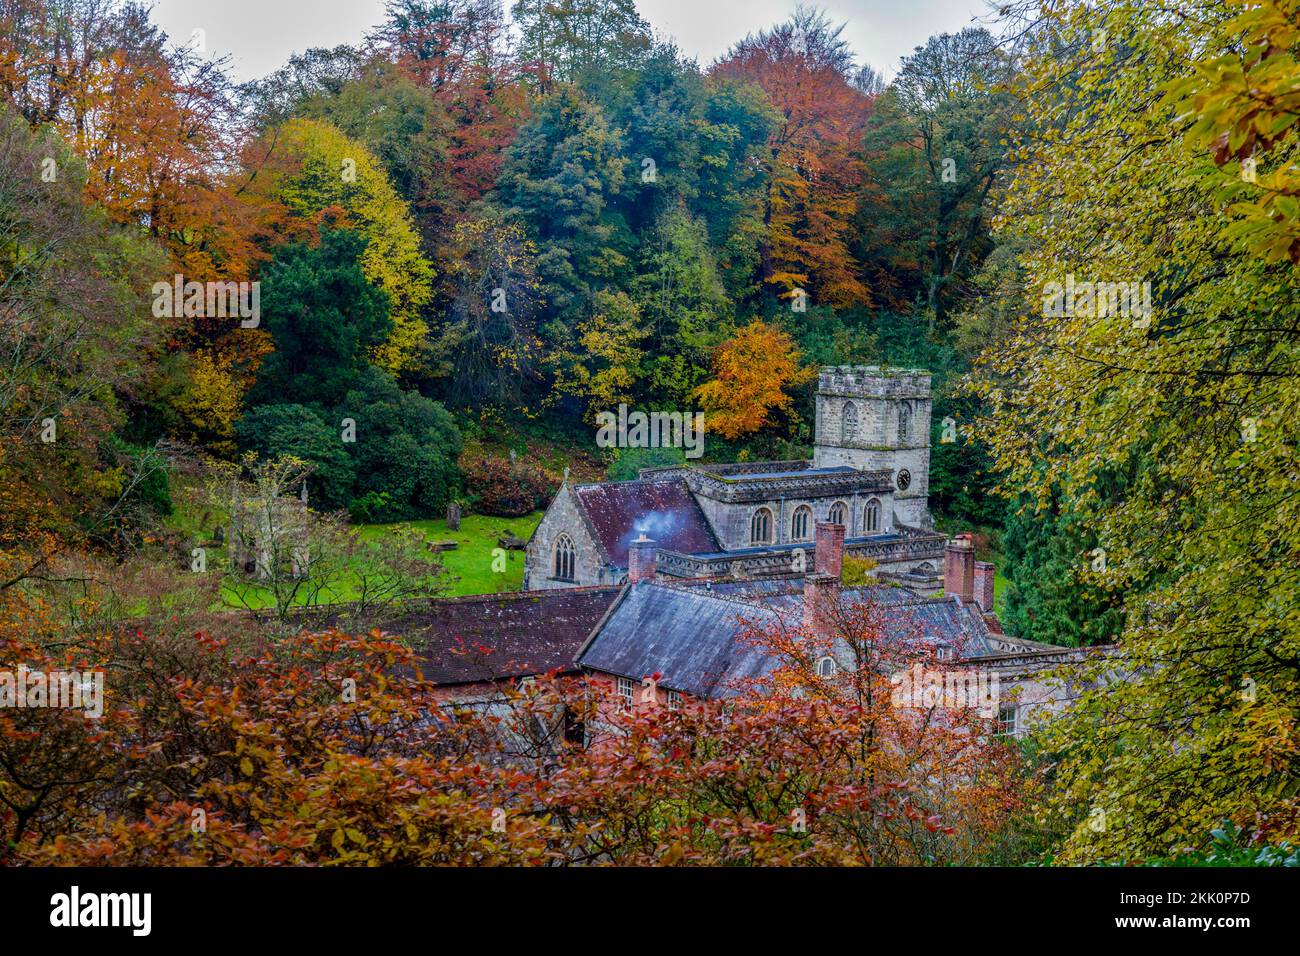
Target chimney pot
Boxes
[628,535,657,584]
[814,521,845,579]
[944,534,976,603]
[973,561,995,612]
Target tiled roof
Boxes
[573,478,719,567]
[376,587,622,686]
[576,583,1006,699]
[575,583,782,697]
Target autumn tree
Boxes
[712,6,873,307]
[0,106,165,580]
[974,0,1300,862]
[692,320,816,439]
[255,118,435,374]
[857,28,1015,325]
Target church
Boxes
[524,366,949,593]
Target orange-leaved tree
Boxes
[691,319,815,440]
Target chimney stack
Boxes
[973,561,995,612]
[628,534,657,584]
[814,521,845,579]
[944,533,976,603]
[803,571,839,635]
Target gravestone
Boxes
[446,501,462,531]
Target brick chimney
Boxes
[628,534,657,584]
[944,533,976,603]
[973,561,995,612]
[814,521,845,579]
[803,571,839,635]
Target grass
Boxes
[355,512,542,596]
[163,481,542,609]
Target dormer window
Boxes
[935,644,953,661]
[816,656,838,678]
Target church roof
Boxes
[572,478,719,568]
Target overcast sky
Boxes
[149,0,996,84]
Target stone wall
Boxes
[812,366,933,527]
[693,490,898,549]
[525,484,613,590]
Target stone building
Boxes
[524,366,947,592]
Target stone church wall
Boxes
[524,485,611,590]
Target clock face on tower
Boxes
[896,469,912,491]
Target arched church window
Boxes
[828,501,847,527]
[751,508,773,545]
[791,505,813,542]
[554,534,576,581]
[898,403,912,443]
[864,498,882,534]
[841,401,859,443]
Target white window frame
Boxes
[996,704,1017,738]
[616,676,635,711]
[667,689,681,711]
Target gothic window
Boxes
[554,534,576,581]
[817,656,838,678]
[898,402,912,443]
[864,498,882,534]
[828,501,847,526]
[751,507,773,545]
[841,401,859,443]
[791,505,813,541]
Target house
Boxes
[394,520,1102,739]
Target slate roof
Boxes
[375,587,622,686]
[573,478,719,567]
[574,583,783,697]
[575,582,1006,699]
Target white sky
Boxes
[149,0,995,84]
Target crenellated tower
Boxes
[812,366,933,528]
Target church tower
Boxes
[812,366,933,528]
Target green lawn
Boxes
[356,512,542,595]
[164,484,542,609]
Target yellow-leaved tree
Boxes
[260,118,435,375]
